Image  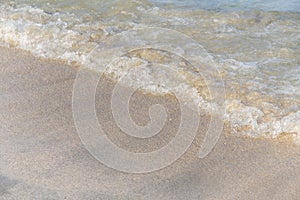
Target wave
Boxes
[0,1,299,144]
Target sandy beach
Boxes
[1,46,300,199]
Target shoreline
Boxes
[1,46,300,199]
[1,0,300,143]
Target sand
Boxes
[0,46,299,199]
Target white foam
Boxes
[0,1,300,144]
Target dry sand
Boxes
[0,46,300,199]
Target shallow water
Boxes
[0,0,299,143]
[151,0,300,12]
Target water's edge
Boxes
[0,1,299,144]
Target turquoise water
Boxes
[151,0,300,12]
[0,0,299,143]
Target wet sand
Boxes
[0,47,300,199]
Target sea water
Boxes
[0,0,299,143]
